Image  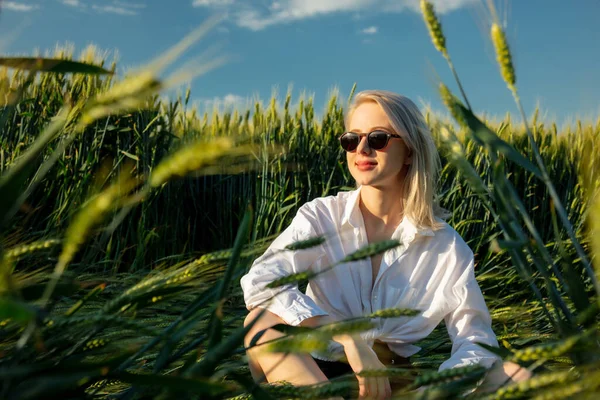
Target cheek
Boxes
[384,150,407,170]
[346,153,354,166]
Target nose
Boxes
[356,135,372,155]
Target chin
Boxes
[353,176,378,186]
[352,171,400,189]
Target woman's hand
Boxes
[476,360,532,393]
[336,335,392,400]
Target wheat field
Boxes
[0,2,599,399]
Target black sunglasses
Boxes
[339,130,402,152]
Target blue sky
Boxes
[1,0,598,124]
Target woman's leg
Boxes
[243,308,330,386]
[372,341,414,391]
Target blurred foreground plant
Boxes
[0,3,597,400]
[418,0,600,397]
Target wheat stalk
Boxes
[491,23,516,91]
[4,239,60,260]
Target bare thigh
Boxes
[243,308,329,386]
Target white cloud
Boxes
[3,1,39,11]
[113,1,145,8]
[193,0,234,6]
[91,4,138,15]
[192,0,476,31]
[198,93,249,111]
[360,26,377,35]
[60,1,145,15]
[61,0,81,7]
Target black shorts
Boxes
[312,353,413,389]
[312,357,353,380]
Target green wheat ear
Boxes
[491,23,516,91]
[265,332,329,354]
[412,364,487,389]
[439,126,466,158]
[530,371,600,400]
[317,319,375,336]
[266,271,317,289]
[284,236,326,251]
[341,239,401,263]
[40,174,136,305]
[4,239,61,260]
[492,370,579,400]
[421,0,448,57]
[366,308,420,318]
[438,83,467,128]
[149,137,234,187]
[508,331,588,362]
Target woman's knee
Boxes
[243,308,287,348]
[244,307,285,328]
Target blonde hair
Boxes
[345,90,448,230]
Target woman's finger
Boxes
[376,376,387,400]
[384,377,392,399]
[358,378,369,399]
[364,377,377,400]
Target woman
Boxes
[241,90,528,399]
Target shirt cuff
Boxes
[273,293,329,326]
[438,354,500,371]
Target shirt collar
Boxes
[341,186,434,245]
[341,186,363,229]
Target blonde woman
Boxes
[241,90,529,399]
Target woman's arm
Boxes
[332,334,392,399]
[438,257,501,371]
[240,203,329,326]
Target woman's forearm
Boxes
[299,314,333,328]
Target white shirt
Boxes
[240,187,500,371]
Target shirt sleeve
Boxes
[239,203,329,326]
[438,256,501,371]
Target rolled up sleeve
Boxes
[439,258,501,371]
[240,204,328,326]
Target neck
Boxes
[359,183,405,227]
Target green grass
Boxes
[0,6,599,399]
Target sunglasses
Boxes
[339,130,402,152]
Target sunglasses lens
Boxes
[369,132,389,150]
[340,133,359,151]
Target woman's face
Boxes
[345,101,412,189]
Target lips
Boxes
[356,161,377,166]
